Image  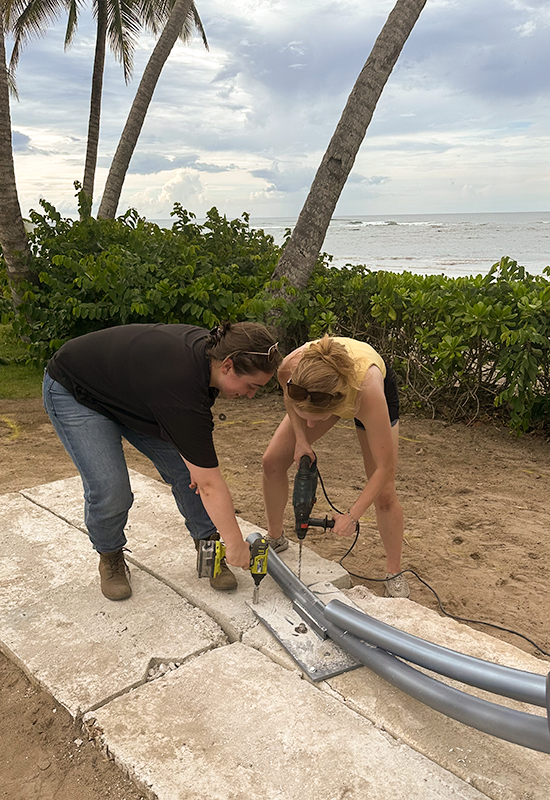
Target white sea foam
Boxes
[151,211,550,279]
[250,212,550,278]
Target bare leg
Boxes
[356,422,404,574]
[262,414,337,538]
[262,416,295,538]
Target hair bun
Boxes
[208,324,231,346]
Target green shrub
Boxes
[1,200,283,362]
[292,257,550,432]
[2,195,549,432]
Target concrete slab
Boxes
[321,584,550,800]
[0,493,227,717]
[84,642,488,800]
[21,471,351,643]
[4,471,549,800]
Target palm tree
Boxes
[82,0,207,207]
[9,0,155,210]
[0,12,34,309]
[272,0,427,293]
[9,0,204,210]
[97,0,205,218]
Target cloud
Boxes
[96,152,238,175]
[11,130,51,156]
[7,0,550,218]
[250,162,316,193]
[124,169,206,217]
[12,131,32,152]
[348,174,391,186]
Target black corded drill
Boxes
[292,454,334,579]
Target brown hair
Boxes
[289,336,360,414]
[206,322,282,375]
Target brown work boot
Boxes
[194,533,237,591]
[98,549,132,600]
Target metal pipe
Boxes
[248,534,550,753]
[324,599,546,707]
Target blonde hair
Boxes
[289,336,360,414]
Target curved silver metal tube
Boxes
[324,599,546,707]
[247,534,550,754]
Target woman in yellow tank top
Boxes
[262,335,409,598]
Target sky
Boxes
[6,0,550,221]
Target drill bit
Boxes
[298,540,303,581]
[253,584,260,604]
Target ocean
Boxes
[152,211,550,279]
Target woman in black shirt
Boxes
[44,321,281,600]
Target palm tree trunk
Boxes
[0,19,35,309]
[97,0,193,219]
[81,0,107,211]
[272,0,427,291]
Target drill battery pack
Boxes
[196,539,225,579]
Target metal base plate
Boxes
[249,601,362,682]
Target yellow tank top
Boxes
[304,337,386,419]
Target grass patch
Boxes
[0,324,44,399]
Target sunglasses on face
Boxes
[286,379,339,408]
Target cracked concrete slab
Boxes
[0,493,227,717]
[3,472,549,800]
[84,642,489,800]
[21,471,350,642]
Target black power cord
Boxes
[316,469,550,659]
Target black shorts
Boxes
[354,364,399,430]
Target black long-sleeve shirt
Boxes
[47,324,219,467]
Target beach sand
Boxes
[1,393,549,798]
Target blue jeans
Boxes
[43,373,216,553]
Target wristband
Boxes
[347,511,359,526]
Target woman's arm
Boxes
[183,460,251,568]
[334,366,396,535]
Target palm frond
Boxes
[7,64,20,100]
[64,0,84,48]
[106,0,142,83]
[177,3,208,49]
[9,0,67,72]
[137,0,172,37]
[190,3,208,50]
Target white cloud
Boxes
[126,170,206,217]
[6,0,550,218]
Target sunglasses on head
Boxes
[226,342,280,364]
[243,342,280,362]
[286,379,339,408]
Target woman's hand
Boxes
[293,440,316,466]
[333,512,358,538]
[224,539,252,569]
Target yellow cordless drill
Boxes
[196,535,269,603]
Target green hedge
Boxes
[295,257,550,431]
[0,200,284,361]
[1,199,549,432]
